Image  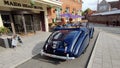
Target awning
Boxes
[61,13,84,19]
[35,0,62,7]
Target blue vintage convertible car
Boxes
[41,24,94,60]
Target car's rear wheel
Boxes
[82,48,86,54]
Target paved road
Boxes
[16,30,99,68]
[87,25,120,68]
[92,23,120,36]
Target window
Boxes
[55,7,61,21]
[66,7,70,13]
[99,5,107,11]
[72,8,76,14]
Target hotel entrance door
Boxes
[1,15,12,32]
[13,15,24,34]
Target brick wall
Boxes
[88,14,120,26]
[61,0,82,14]
[109,1,120,9]
[47,0,82,23]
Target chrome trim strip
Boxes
[70,31,82,52]
[41,50,75,60]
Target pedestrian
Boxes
[12,34,23,48]
[112,21,116,27]
[61,18,66,26]
[116,20,119,26]
[66,18,74,27]
[106,21,109,26]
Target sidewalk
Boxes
[0,31,51,68]
[87,30,120,68]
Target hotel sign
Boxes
[2,0,43,10]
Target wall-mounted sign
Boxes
[3,0,43,10]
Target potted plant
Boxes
[0,27,11,36]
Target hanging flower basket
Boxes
[55,8,57,11]
[48,5,53,9]
[65,10,67,12]
[72,11,74,14]
[30,0,35,7]
[60,8,62,11]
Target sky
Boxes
[82,0,119,11]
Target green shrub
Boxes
[0,27,11,34]
[49,23,53,27]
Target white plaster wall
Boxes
[0,14,3,27]
[43,5,49,32]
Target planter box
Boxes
[0,36,12,48]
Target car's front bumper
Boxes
[40,50,75,60]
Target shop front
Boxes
[0,0,47,34]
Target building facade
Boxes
[47,0,82,23]
[88,0,120,25]
[89,11,120,26]
[109,0,120,10]
[97,0,120,12]
[0,0,62,34]
[97,0,111,12]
